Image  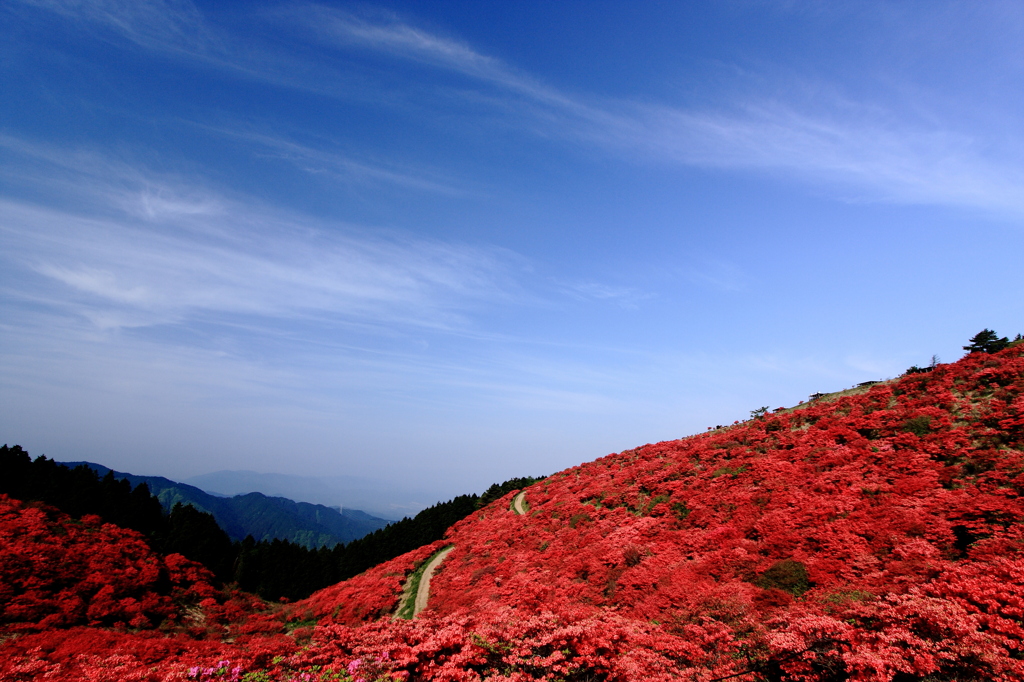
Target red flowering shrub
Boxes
[0,497,222,631]
[307,541,449,625]
[0,627,299,681]
[3,346,1024,680]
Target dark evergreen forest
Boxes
[0,444,541,601]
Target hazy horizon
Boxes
[182,468,467,518]
[2,1,1022,496]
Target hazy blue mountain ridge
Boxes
[62,462,390,548]
[184,469,442,519]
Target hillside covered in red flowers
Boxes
[3,343,1024,681]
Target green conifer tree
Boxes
[964,329,1010,354]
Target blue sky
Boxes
[2,0,1022,506]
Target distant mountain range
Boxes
[183,469,447,519]
[62,462,390,549]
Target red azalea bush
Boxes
[307,540,450,625]
[0,496,218,631]
[0,627,299,681]
[3,345,1024,681]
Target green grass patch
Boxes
[568,512,591,528]
[283,616,317,633]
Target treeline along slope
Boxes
[0,446,543,601]
[59,462,390,549]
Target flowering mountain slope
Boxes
[298,345,1024,680]
[0,496,218,631]
[2,345,1023,681]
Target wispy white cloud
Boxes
[5,123,464,214]
[561,281,652,309]
[1,198,520,332]
[282,7,1024,215]
[0,135,524,335]
[680,259,748,294]
[10,0,335,97]
[18,0,1023,215]
[197,124,465,195]
[15,0,215,54]
[36,264,152,306]
[609,100,1024,213]
[0,140,681,434]
[0,133,230,221]
[290,5,578,110]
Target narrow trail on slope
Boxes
[412,545,453,617]
[397,491,528,619]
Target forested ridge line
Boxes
[61,461,390,549]
[0,445,542,601]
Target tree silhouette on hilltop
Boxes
[964,329,1010,354]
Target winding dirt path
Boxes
[398,492,528,618]
[413,545,453,617]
